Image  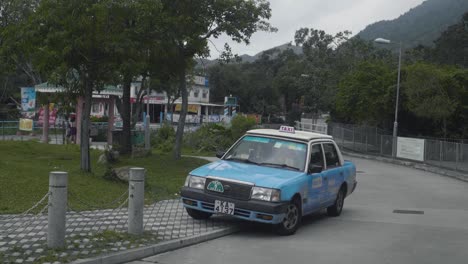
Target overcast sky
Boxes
[209,0,426,58]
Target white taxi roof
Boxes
[246,129,332,142]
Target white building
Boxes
[130,76,225,124]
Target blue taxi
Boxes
[181,126,357,235]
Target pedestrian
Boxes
[70,115,77,144]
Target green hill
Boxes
[358,0,468,48]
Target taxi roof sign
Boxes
[279,126,295,134]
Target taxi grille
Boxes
[204,178,252,201]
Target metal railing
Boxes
[327,123,468,173]
[295,121,328,134]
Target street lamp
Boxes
[374,38,402,158]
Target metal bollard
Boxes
[47,171,68,249]
[128,168,145,235]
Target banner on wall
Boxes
[175,104,198,113]
[21,87,36,112]
[37,103,58,126]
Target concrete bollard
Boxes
[128,168,145,235]
[47,171,68,249]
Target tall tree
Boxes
[294,28,351,113]
[30,0,116,171]
[102,0,164,154]
[403,62,465,137]
[335,61,395,126]
[159,0,274,159]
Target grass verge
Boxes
[0,141,208,214]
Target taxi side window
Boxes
[309,144,324,169]
[323,143,340,168]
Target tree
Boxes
[30,0,117,171]
[159,0,274,159]
[335,61,395,125]
[294,28,351,113]
[1,0,51,140]
[102,0,164,154]
[432,12,468,68]
[403,62,465,137]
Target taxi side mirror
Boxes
[216,151,225,159]
[308,164,322,174]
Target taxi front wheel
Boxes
[275,200,301,236]
[327,187,345,217]
[185,208,213,220]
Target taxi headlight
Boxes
[251,187,281,202]
[185,175,206,190]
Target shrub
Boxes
[230,115,257,140]
[151,123,175,152]
[184,123,232,153]
[90,116,109,122]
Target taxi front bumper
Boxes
[181,187,288,224]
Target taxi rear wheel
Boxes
[275,199,301,236]
[185,208,212,220]
[327,187,345,217]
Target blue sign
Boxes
[21,87,36,112]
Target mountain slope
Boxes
[240,42,302,63]
[358,0,468,48]
[198,42,302,69]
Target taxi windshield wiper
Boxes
[258,162,301,171]
[225,157,259,165]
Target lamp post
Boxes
[374,38,402,158]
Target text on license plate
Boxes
[214,200,235,215]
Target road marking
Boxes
[393,209,424,215]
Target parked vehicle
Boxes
[181,126,357,235]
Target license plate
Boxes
[214,200,235,215]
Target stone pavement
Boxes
[0,200,235,263]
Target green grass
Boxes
[0,141,208,214]
[181,147,216,157]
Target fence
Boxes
[295,121,328,134]
[0,167,232,263]
[328,122,468,173]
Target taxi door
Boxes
[304,143,327,214]
[321,142,343,205]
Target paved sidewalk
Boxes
[0,200,235,263]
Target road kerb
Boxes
[72,226,239,264]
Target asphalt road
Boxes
[129,156,468,264]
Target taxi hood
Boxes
[190,160,305,189]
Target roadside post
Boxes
[128,167,145,235]
[47,171,68,248]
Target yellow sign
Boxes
[19,118,33,131]
[175,104,198,113]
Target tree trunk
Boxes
[80,84,92,172]
[166,96,177,125]
[121,78,132,154]
[166,96,171,124]
[42,103,49,144]
[113,95,122,117]
[131,83,146,128]
[174,68,187,159]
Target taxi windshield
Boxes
[223,136,307,171]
